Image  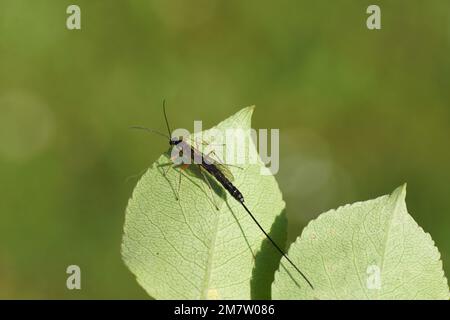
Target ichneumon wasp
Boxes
[132,101,314,290]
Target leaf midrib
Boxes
[200,206,221,299]
[377,190,404,299]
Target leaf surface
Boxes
[122,107,285,299]
[272,185,450,300]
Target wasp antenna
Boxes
[129,126,169,139]
[162,99,172,138]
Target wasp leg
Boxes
[191,137,225,147]
[198,167,220,211]
[162,164,172,177]
[158,160,183,201]
[161,153,179,177]
[177,163,190,195]
[125,167,149,183]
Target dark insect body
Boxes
[171,139,245,203]
[133,101,314,290]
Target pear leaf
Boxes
[122,107,285,299]
[272,185,450,300]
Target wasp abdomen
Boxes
[201,162,245,203]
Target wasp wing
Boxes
[187,136,236,182]
[213,162,235,182]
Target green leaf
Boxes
[122,106,286,299]
[272,185,450,299]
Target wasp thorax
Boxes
[169,137,182,146]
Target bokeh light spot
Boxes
[0,92,54,162]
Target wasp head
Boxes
[169,136,182,146]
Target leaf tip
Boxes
[223,105,256,130]
[240,105,256,119]
[391,183,407,202]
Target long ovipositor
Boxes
[173,140,314,290]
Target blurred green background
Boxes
[0,0,449,299]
